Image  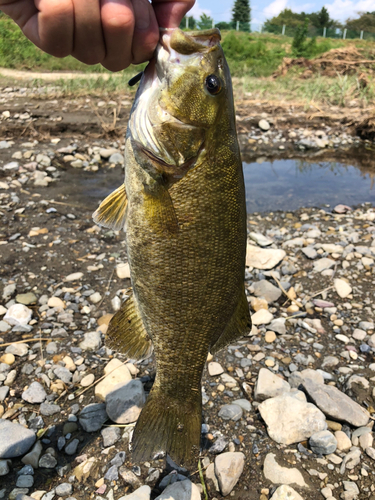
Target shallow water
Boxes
[244,158,375,213]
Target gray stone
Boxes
[0,420,36,459]
[2,283,16,300]
[255,368,290,401]
[263,453,308,487]
[118,485,151,500]
[104,464,119,481]
[40,403,60,416]
[39,453,57,468]
[270,485,304,500]
[0,459,10,476]
[5,343,29,357]
[301,378,370,427]
[79,331,102,351]
[251,280,282,303]
[258,391,327,445]
[79,403,108,432]
[155,480,200,500]
[218,404,243,421]
[109,152,125,164]
[55,483,73,497]
[358,321,374,331]
[215,452,245,496]
[22,382,47,404]
[53,366,72,384]
[9,489,30,500]
[16,475,34,488]
[65,439,79,455]
[246,245,286,270]
[105,380,146,424]
[268,318,286,335]
[232,399,251,412]
[340,449,361,473]
[309,430,337,455]
[101,426,121,447]
[21,441,43,469]
[249,232,273,247]
[302,247,318,259]
[366,447,375,460]
[0,386,9,402]
[313,258,335,272]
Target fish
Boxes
[93,28,251,466]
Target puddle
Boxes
[244,158,375,213]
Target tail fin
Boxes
[131,387,202,466]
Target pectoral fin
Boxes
[143,181,179,235]
[210,286,251,354]
[106,293,153,361]
[92,184,127,231]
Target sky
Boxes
[188,0,374,27]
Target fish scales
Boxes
[93,28,251,465]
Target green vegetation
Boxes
[291,19,318,57]
[232,0,251,32]
[264,7,340,31]
[346,12,375,33]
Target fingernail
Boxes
[133,0,151,30]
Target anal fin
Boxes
[210,286,251,354]
[92,184,127,231]
[106,293,153,360]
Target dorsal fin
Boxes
[92,184,127,231]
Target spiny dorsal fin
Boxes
[92,184,127,231]
[106,293,153,361]
[210,286,251,354]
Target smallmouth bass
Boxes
[93,28,251,465]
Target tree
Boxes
[197,13,214,30]
[216,21,234,31]
[179,16,197,30]
[346,12,375,33]
[309,7,336,29]
[232,0,251,31]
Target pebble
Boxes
[116,262,131,279]
[118,485,151,500]
[334,278,352,298]
[270,485,304,500]
[246,245,286,270]
[258,391,327,444]
[0,420,36,459]
[80,374,95,387]
[65,439,79,455]
[155,480,200,500]
[0,353,15,365]
[255,368,290,401]
[258,119,270,131]
[5,343,28,357]
[214,452,245,496]
[265,331,277,343]
[251,280,282,303]
[251,309,273,325]
[22,382,47,404]
[79,403,108,432]
[105,380,146,424]
[335,430,352,451]
[95,358,132,401]
[263,453,308,487]
[218,404,243,421]
[38,453,57,468]
[309,430,337,455]
[79,331,102,351]
[4,304,32,326]
[21,441,43,469]
[39,403,60,416]
[55,484,73,497]
[64,272,83,282]
[101,427,121,447]
[208,362,224,376]
[0,460,10,476]
[47,297,65,309]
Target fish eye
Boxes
[205,74,222,95]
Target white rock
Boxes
[95,358,132,401]
[118,485,151,500]
[313,258,335,272]
[89,292,102,304]
[259,119,270,131]
[80,374,95,387]
[105,379,146,423]
[255,368,290,401]
[246,245,286,270]
[4,304,32,326]
[79,331,102,351]
[270,485,304,500]
[334,279,352,298]
[116,262,131,279]
[64,272,83,282]
[251,309,273,326]
[258,392,327,445]
[155,480,200,500]
[208,362,224,376]
[47,297,65,309]
[215,452,245,496]
[263,453,308,487]
[249,232,273,247]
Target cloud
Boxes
[263,0,288,17]
[188,2,212,18]
[325,0,375,21]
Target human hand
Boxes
[0,0,195,71]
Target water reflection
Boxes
[244,158,375,213]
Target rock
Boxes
[89,292,102,304]
[358,321,374,331]
[117,485,151,500]
[208,362,224,376]
[80,374,95,387]
[313,258,335,272]
[246,245,285,270]
[3,283,16,300]
[259,119,270,131]
[335,430,352,451]
[79,331,102,351]
[65,438,79,455]
[251,280,282,303]
[95,358,132,401]
[55,483,73,497]
[333,204,351,214]
[47,296,65,309]
[263,453,308,487]
[0,459,10,476]
[218,404,243,421]
[258,391,327,445]
[251,309,273,325]
[301,378,370,427]
[302,246,318,259]
[5,343,29,357]
[0,386,9,402]
[100,147,119,159]
[116,262,131,279]
[39,453,57,468]
[79,403,108,432]
[214,452,244,496]
[340,449,361,473]
[334,279,352,298]
[265,331,276,343]
[16,474,34,488]
[232,399,251,412]
[289,369,324,389]
[22,382,47,404]
[101,426,121,447]
[0,420,36,459]
[366,447,375,460]
[269,318,286,335]
[109,152,125,164]
[309,430,337,455]
[53,366,72,384]
[4,304,32,326]
[105,380,146,424]
[155,480,200,500]
[21,441,43,469]
[249,232,273,247]
[269,485,304,500]
[254,368,291,401]
[64,272,83,282]
[39,403,60,416]
[16,292,37,305]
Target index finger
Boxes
[152,0,195,28]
